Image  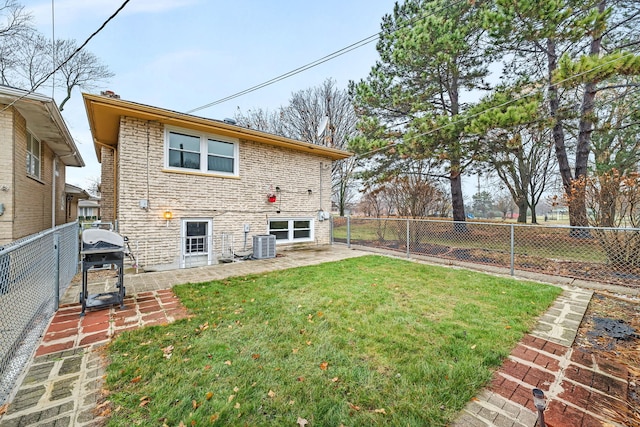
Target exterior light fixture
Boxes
[532,388,546,427]
[163,210,173,227]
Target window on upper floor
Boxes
[26,132,41,179]
[165,127,239,176]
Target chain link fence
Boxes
[332,217,640,289]
[0,222,80,404]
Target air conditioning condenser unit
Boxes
[253,234,276,259]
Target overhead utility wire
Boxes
[187,0,467,114]
[0,0,131,113]
[353,49,640,161]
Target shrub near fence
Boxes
[0,222,79,404]
[332,217,640,288]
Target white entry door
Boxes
[180,219,213,268]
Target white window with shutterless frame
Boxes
[164,126,239,177]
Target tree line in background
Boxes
[236,0,640,232]
[0,0,112,110]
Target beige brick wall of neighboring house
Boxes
[14,115,56,239]
[0,104,75,244]
[54,160,66,226]
[0,107,15,244]
[114,117,335,268]
[100,146,116,223]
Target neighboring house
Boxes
[0,86,85,245]
[78,196,101,220]
[82,92,351,270]
[65,184,91,223]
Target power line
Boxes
[187,0,468,114]
[0,0,131,113]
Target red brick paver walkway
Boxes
[37,289,190,357]
[488,334,630,427]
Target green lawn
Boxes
[104,256,561,426]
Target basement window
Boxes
[268,219,314,243]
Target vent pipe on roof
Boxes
[223,118,237,125]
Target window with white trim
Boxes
[268,218,314,243]
[165,127,238,176]
[26,132,41,178]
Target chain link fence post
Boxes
[330,216,333,245]
[406,219,410,258]
[54,233,60,311]
[510,224,515,276]
[346,216,351,249]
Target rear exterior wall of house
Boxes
[109,117,335,269]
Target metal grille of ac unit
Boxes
[253,234,276,259]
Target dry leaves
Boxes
[267,390,276,398]
[224,360,232,366]
[252,353,260,360]
[139,396,150,407]
[205,392,213,401]
[319,361,329,371]
[348,402,361,411]
[130,375,142,383]
[297,417,309,426]
[374,408,386,415]
[162,345,173,359]
[209,413,219,422]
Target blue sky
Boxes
[22,0,396,188]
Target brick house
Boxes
[0,86,85,245]
[82,93,351,270]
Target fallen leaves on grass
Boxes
[319,361,329,370]
[192,400,199,410]
[205,392,213,401]
[139,396,150,407]
[252,353,260,359]
[373,408,386,415]
[267,390,276,398]
[162,345,173,359]
[131,375,142,383]
[224,360,232,366]
[348,402,360,411]
[297,417,309,426]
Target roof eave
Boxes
[0,86,85,167]
[82,93,353,162]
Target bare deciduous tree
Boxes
[235,78,359,215]
[0,0,113,110]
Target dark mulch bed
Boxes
[574,293,640,426]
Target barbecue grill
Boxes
[80,229,126,315]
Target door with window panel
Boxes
[181,219,212,268]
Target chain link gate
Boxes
[0,222,80,404]
[332,217,640,289]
